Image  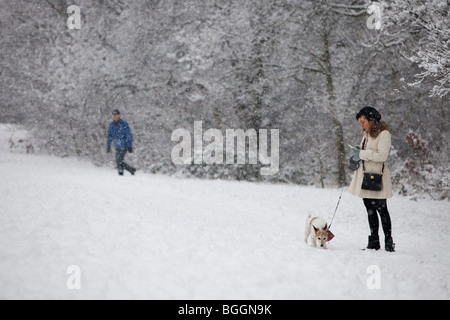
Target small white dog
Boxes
[304,214,329,249]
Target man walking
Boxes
[107,110,136,176]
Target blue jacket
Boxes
[107,119,133,149]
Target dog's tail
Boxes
[304,214,312,244]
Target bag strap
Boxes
[361,137,385,175]
[362,137,367,173]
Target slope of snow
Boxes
[0,124,449,300]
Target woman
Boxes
[348,107,395,252]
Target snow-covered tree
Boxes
[381,0,450,98]
[1,0,448,198]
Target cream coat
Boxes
[348,130,393,199]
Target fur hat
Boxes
[356,106,381,123]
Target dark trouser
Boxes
[115,148,136,175]
[363,198,392,238]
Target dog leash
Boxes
[328,186,345,231]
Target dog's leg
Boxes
[304,225,311,244]
[311,230,318,247]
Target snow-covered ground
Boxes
[0,124,449,300]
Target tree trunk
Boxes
[322,19,347,187]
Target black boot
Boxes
[385,237,395,252]
[367,235,381,250]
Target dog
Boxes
[304,214,329,249]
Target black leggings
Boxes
[363,199,392,238]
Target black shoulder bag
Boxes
[361,138,385,191]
